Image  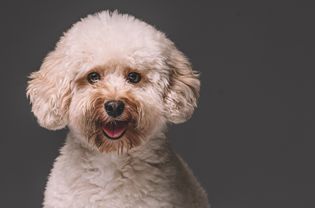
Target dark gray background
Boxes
[0,0,313,207]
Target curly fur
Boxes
[27,10,209,208]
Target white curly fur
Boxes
[27,11,209,208]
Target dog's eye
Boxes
[87,72,101,84]
[127,72,141,83]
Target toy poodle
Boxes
[27,10,209,208]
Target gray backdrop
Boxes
[1,0,313,207]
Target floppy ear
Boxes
[164,47,200,124]
[27,49,72,130]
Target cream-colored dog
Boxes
[27,11,209,208]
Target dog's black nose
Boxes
[104,100,125,117]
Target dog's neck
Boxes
[57,132,174,188]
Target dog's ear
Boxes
[164,47,200,124]
[27,49,72,130]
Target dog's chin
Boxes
[101,120,129,140]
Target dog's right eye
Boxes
[87,72,101,84]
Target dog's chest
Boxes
[45,150,180,208]
[42,137,210,208]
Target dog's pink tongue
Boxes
[102,122,127,139]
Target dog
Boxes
[27,11,209,208]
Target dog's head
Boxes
[27,11,200,153]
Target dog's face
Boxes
[27,11,200,153]
[68,62,168,153]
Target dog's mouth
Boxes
[102,120,129,140]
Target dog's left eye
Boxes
[127,72,141,84]
[87,72,101,84]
